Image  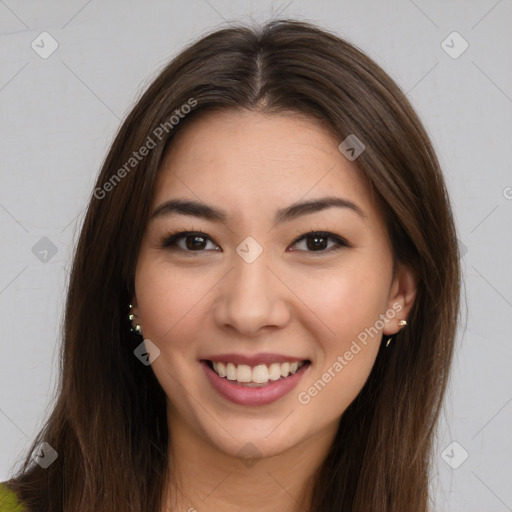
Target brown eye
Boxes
[290,232,350,253]
[184,234,208,250]
[161,231,220,252]
[305,235,329,251]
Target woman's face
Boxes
[133,109,415,459]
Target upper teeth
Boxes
[211,361,305,384]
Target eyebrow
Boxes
[150,196,366,224]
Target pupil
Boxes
[186,235,206,250]
[307,236,327,251]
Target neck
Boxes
[161,405,338,512]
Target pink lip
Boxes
[201,352,307,365]
[201,360,310,406]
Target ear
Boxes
[382,262,417,336]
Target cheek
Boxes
[135,257,216,340]
[292,261,390,416]
[134,260,211,394]
[290,262,391,345]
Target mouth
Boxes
[200,356,311,406]
[203,360,310,387]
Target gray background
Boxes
[1,1,511,510]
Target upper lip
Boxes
[201,353,309,365]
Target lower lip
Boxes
[201,361,309,406]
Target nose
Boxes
[213,254,291,337]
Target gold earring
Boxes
[128,303,143,336]
[386,320,408,348]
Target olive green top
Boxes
[0,484,25,512]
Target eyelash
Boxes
[160,228,352,255]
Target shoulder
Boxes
[0,483,26,512]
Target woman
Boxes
[1,19,460,511]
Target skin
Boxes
[131,110,417,512]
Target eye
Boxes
[289,231,350,253]
[161,230,351,254]
[161,231,220,252]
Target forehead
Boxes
[154,109,378,223]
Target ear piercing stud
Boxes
[385,319,408,348]
[128,304,143,336]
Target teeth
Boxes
[268,363,281,381]
[226,362,236,380]
[252,364,269,383]
[237,364,252,383]
[210,360,306,384]
[217,361,226,377]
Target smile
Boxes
[208,360,307,386]
[201,356,311,406]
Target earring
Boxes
[385,319,408,348]
[128,304,143,336]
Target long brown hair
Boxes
[5,20,460,511]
